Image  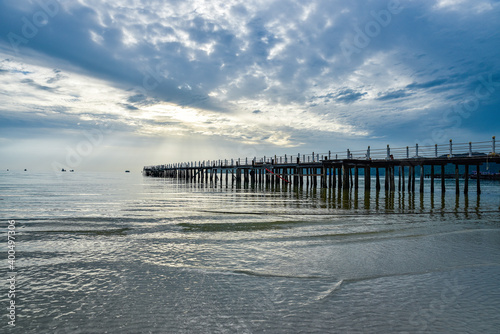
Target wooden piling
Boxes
[376,168,380,191]
[420,165,424,193]
[476,164,481,194]
[338,167,342,190]
[364,166,370,191]
[342,164,349,190]
[407,166,412,192]
[401,166,405,192]
[354,167,359,190]
[464,165,468,194]
[398,166,401,191]
[390,166,395,192]
[384,167,389,192]
[411,166,416,193]
[441,164,446,193]
[430,165,435,194]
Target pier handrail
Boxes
[144,137,497,169]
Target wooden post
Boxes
[354,167,359,190]
[430,165,435,193]
[455,164,459,195]
[364,166,370,191]
[349,167,353,189]
[412,166,416,192]
[401,166,405,192]
[299,167,303,187]
[476,164,481,194]
[390,166,395,192]
[338,167,342,190]
[420,165,424,193]
[441,164,446,193]
[328,167,332,188]
[376,168,380,191]
[398,166,401,191]
[407,166,411,192]
[464,165,468,194]
[342,164,349,190]
[332,166,336,189]
[321,166,325,188]
[384,167,389,191]
[304,167,308,188]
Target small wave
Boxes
[313,280,344,301]
[198,209,273,215]
[34,227,130,236]
[178,221,293,232]
[232,269,329,279]
[178,266,330,279]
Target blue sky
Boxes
[0,0,499,171]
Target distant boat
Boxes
[24,169,27,171]
[125,170,130,173]
[6,169,9,171]
[70,170,74,172]
[61,168,66,172]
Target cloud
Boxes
[0,0,499,170]
[376,89,412,101]
[20,78,55,91]
[406,79,448,90]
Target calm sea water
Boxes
[1,171,500,333]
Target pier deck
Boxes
[144,138,499,194]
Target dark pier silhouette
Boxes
[144,137,499,195]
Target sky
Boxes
[0,0,499,172]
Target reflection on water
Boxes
[171,176,498,218]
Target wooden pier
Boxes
[144,138,499,195]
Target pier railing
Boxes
[145,137,496,170]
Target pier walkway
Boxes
[144,137,499,195]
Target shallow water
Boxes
[1,171,499,333]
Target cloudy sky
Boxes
[1,0,499,172]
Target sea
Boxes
[1,170,499,333]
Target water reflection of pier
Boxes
[144,138,499,196]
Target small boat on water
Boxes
[70,170,74,172]
[24,169,27,171]
[125,170,130,173]
[61,168,66,172]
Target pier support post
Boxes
[408,166,412,192]
[430,165,435,193]
[398,166,401,191]
[376,168,380,191]
[401,166,405,192]
[354,167,359,190]
[332,167,336,189]
[441,164,445,193]
[464,165,469,194]
[364,166,370,191]
[476,164,481,194]
[455,164,460,195]
[420,165,424,193]
[384,167,389,191]
[390,166,395,192]
[411,166,416,192]
[338,167,342,190]
[342,164,349,190]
